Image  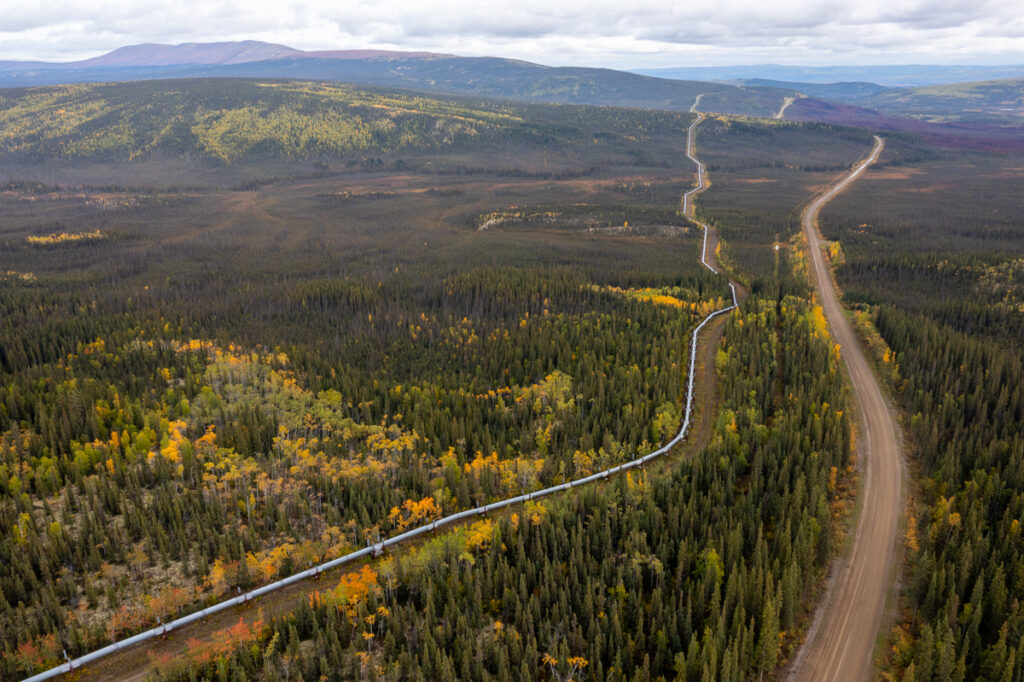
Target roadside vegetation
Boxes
[146,286,856,682]
[818,139,1024,680]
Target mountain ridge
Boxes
[637,63,1024,87]
[5,40,453,68]
[0,42,787,118]
[3,40,1021,128]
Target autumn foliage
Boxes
[184,617,262,667]
[387,496,442,531]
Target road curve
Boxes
[788,136,904,682]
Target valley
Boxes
[0,49,1022,680]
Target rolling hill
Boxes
[735,79,891,101]
[758,76,1024,125]
[637,64,1024,87]
[0,78,713,167]
[866,77,1024,123]
[783,96,1024,151]
[0,41,786,117]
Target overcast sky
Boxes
[2,0,1023,67]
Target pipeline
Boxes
[24,96,734,682]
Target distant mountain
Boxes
[72,41,450,67]
[0,41,787,118]
[637,64,1024,88]
[0,41,449,69]
[7,41,1019,127]
[77,41,306,66]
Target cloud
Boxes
[0,0,1022,67]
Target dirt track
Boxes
[774,96,796,120]
[788,136,904,682]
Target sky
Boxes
[2,0,1024,68]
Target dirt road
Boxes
[774,96,796,120]
[788,136,904,682]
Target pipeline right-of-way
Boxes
[25,97,738,682]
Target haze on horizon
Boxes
[2,0,1024,69]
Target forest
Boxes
[694,115,1024,680]
[0,79,704,172]
[2,76,1021,681]
[816,139,1024,681]
[144,289,856,682]
[0,259,732,671]
[0,81,743,678]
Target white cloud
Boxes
[0,0,1022,66]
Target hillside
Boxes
[867,77,1024,123]
[736,78,891,100]
[638,64,1024,87]
[201,57,783,116]
[0,79,693,165]
[784,97,1024,151]
[5,42,1024,125]
[765,76,1024,124]
[0,42,786,118]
